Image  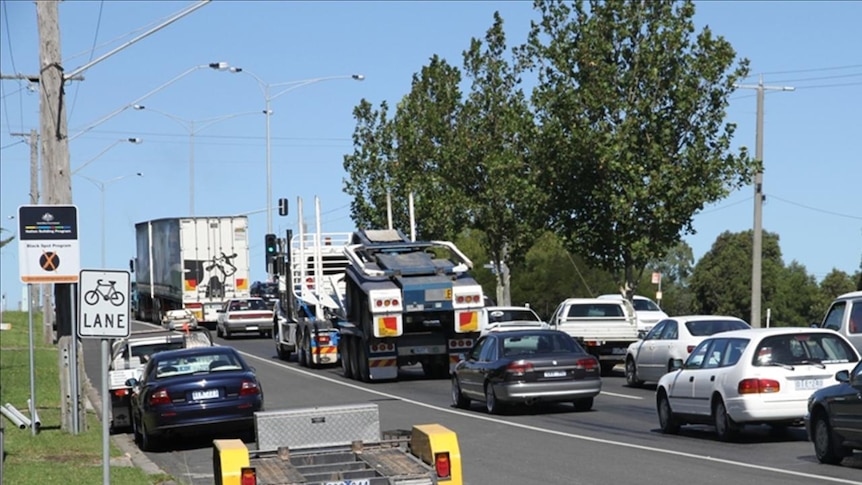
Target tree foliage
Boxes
[516,0,753,299]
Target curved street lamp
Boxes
[76,172,144,268]
[132,105,259,216]
[226,68,365,237]
[71,138,142,175]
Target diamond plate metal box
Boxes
[255,403,381,452]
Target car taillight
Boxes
[686,345,695,354]
[576,357,598,370]
[149,388,171,406]
[240,380,260,396]
[506,360,533,376]
[240,467,257,485]
[113,388,129,398]
[435,452,451,479]
[738,378,780,394]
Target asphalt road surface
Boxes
[82,320,862,485]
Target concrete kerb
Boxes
[81,372,175,480]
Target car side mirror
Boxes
[835,369,850,383]
[125,378,139,387]
[669,359,683,371]
[637,330,647,339]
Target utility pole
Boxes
[736,75,794,327]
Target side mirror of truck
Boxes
[125,378,139,387]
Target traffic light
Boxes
[265,233,277,268]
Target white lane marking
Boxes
[601,391,643,400]
[240,351,861,485]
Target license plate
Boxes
[795,378,823,391]
[192,389,219,401]
[246,326,259,331]
[611,347,627,355]
[411,346,440,355]
[544,370,567,378]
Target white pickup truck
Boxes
[818,290,862,354]
[549,297,640,375]
[107,328,212,432]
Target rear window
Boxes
[685,319,750,337]
[753,333,859,366]
[130,342,185,361]
[155,351,244,378]
[567,303,625,318]
[502,333,581,356]
[229,299,270,311]
[633,299,661,312]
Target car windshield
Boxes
[155,352,244,378]
[229,299,269,311]
[753,333,859,367]
[502,333,580,356]
[685,319,750,337]
[488,309,541,322]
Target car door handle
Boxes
[689,376,694,382]
[710,376,715,382]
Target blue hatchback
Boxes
[127,346,264,451]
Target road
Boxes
[82,320,862,485]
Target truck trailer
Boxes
[133,216,250,324]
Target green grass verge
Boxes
[1,310,174,484]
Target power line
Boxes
[698,196,753,215]
[756,63,862,76]
[69,0,106,121]
[767,194,862,221]
[1,0,22,134]
[794,81,862,90]
[769,72,862,84]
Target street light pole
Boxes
[77,173,143,268]
[132,105,258,216]
[227,69,365,236]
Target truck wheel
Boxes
[341,336,354,379]
[298,331,308,367]
[348,337,360,380]
[357,341,370,382]
[305,331,319,369]
[276,343,291,361]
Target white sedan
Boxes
[216,297,274,339]
[625,315,750,386]
[656,327,860,441]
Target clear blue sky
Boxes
[1,1,860,309]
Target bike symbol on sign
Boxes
[84,279,125,306]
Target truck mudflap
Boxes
[213,404,462,485]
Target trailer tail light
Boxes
[435,452,451,480]
[149,389,171,406]
[315,334,331,345]
[506,360,534,376]
[113,388,129,398]
[239,380,260,396]
[452,285,484,309]
[368,289,403,313]
[240,467,257,485]
[738,378,780,394]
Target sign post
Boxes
[79,269,130,485]
[18,204,81,436]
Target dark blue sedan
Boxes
[127,346,264,451]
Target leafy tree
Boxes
[517,0,753,301]
[689,230,782,323]
[453,12,543,304]
[771,261,821,327]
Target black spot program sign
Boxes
[18,205,80,283]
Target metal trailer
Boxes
[273,198,350,368]
[107,328,213,432]
[337,229,485,382]
[213,403,462,485]
[133,216,251,325]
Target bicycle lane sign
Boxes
[78,269,131,339]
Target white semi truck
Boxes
[133,216,251,325]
